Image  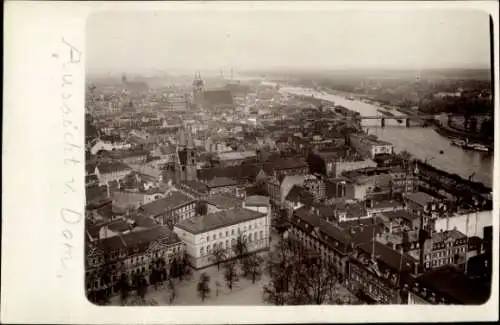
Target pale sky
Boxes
[86,9,491,75]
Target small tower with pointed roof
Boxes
[175,125,197,183]
[192,72,205,108]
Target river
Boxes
[271,84,493,188]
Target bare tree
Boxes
[117,272,131,305]
[197,272,211,302]
[210,245,227,271]
[264,236,340,305]
[232,232,249,263]
[223,260,239,291]
[133,271,148,303]
[243,254,264,284]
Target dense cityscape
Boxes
[85,67,493,306]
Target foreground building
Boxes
[173,207,271,269]
[407,265,490,304]
[86,225,183,299]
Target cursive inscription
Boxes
[56,38,83,278]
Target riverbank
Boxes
[275,82,492,188]
[434,123,494,149]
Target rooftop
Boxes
[381,210,419,222]
[96,161,131,174]
[244,195,270,207]
[218,150,256,161]
[370,199,404,210]
[206,194,243,210]
[139,191,194,216]
[405,192,439,207]
[415,265,490,304]
[175,208,265,234]
[180,180,210,194]
[97,226,181,253]
[205,176,240,188]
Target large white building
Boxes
[173,206,271,269]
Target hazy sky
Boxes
[86,9,491,75]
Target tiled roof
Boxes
[175,208,265,234]
[291,207,349,251]
[97,161,131,174]
[86,185,109,204]
[262,157,308,174]
[205,176,240,188]
[139,191,194,216]
[416,265,490,304]
[218,151,256,161]
[356,239,417,273]
[405,192,438,207]
[244,195,270,207]
[206,194,243,210]
[198,164,261,182]
[97,226,181,253]
[370,199,404,210]
[108,219,133,233]
[381,210,419,222]
[180,180,209,194]
[430,229,466,243]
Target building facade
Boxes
[174,207,271,269]
[85,226,184,300]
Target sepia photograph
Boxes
[82,7,496,308]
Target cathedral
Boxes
[175,126,197,182]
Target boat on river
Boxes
[451,139,490,152]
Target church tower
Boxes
[175,126,197,183]
[192,72,204,108]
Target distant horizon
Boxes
[86,66,492,81]
[87,10,491,76]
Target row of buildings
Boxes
[85,74,492,305]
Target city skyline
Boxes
[86,9,491,76]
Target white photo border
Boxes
[2,1,499,323]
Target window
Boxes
[249,224,252,230]
[207,236,210,242]
[231,229,235,235]
[213,234,216,240]
[226,231,229,237]
[225,240,229,248]
[249,233,253,242]
[219,232,222,239]
[213,243,216,251]
[260,231,263,239]
[200,247,204,256]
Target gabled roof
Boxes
[86,185,109,205]
[206,194,242,210]
[405,192,438,207]
[97,226,181,254]
[262,157,308,174]
[415,265,490,304]
[175,208,265,234]
[291,206,349,251]
[198,164,261,182]
[139,191,194,216]
[205,176,240,188]
[97,161,131,174]
[244,195,270,207]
